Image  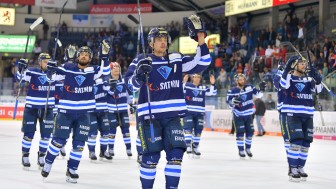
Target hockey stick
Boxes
[13,16,44,120]
[307,49,325,126]
[43,0,67,122]
[136,0,155,143]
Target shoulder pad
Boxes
[84,67,94,72]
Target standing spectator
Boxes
[265,94,276,110]
[43,21,49,40]
[255,98,266,136]
[216,68,227,89]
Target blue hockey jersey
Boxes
[125,43,211,120]
[107,78,132,113]
[94,78,109,112]
[52,59,110,113]
[226,84,263,117]
[280,73,323,117]
[16,68,55,109]
[183,82,217,115]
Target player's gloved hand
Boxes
[109,78,117,91]
[98,39,111,59]
[64,44,77,61]
[231,97,241,106]
[135,57,152,82]
[310,67,322,84]
[47,59,58,73]
[17,58,28,72]
[185,14,207,42]
[284,56,299,73]
[259,81,267,92]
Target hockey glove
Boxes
[284,56,299,73]
[109,78,118,91]
[185,15,207,42]
[135,57,152,83]
[98,39,111,59]
[129,102,137,114]
[310,67,322,84]
[231,97,241,107]
[259,81,267,92]
[17,58,28,72]
[65,45,77,61]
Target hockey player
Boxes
[226,73,266,158]
[53,45,78,158]
[87,77,111,162]
[125,15,210,189]
[17,53,55,170]
[41,40,110,183]
[107,62,133,157]
[182,73,217,157]
[280,56,323,182]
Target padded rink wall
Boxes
[204,109,336,141]
[2,104,335,141]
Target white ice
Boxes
[0,120,335,189]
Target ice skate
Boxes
[298,167,308,181]
[99,150,112,162]
[41,163,52,182]
[109,148,115,157]
[66,168,79,184]
[245,148,253,158]
[186,146,192,157]
[89,151,97,162]
[37,152,46,170]
[126,149,132,159]
[238,151,246,159]
[22,153,30,170]
[192,146,201,159]
[288,167,301,182]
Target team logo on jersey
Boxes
[295,83,305,92]
[157,66,172,80]
[93,86,98,94]
[116,85,123,92]
[192,90,200,97]
[240,94,247,101]
[75,75,86,86]
[60,86,63,92]
[38,76,47,85]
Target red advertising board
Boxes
[0,106,24,119]
[273,0,299,6]
[0,0,35,5]
[90,3,152,14]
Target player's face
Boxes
[237,77,246,87]
[152,36,168,55]
[111,65,120,76]
[40,59,49,71]
[78,52,91,67]
[192,75,201,86]
[297,61,307,73]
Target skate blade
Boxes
[42,177,48,183]
[99,158,112,162]
[22,166,30,171]
[57,156,65,160]
[193,154,200,159]
[128,156,132,160]
[66,177,77,184]
[289,177,301,182]
[90,159,98,163]
[301,177,307,181]
[38,166,43,170]
[239,157,246,160]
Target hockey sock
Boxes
[140,153,160,188]
[99,136,108,153]
[245,135,253,149]
[165,148,184,188]
[68,140,85,171]
[22,132,34,154]
[287,141,302,167]
[299,142,310,168]
[121,127,131,149]
[45,138,65,164]
[39,138,50,154]
[87,136,96,152]
[236,134,245,151]
[136,136,142,155]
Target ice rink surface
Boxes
[0,120,335,189]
